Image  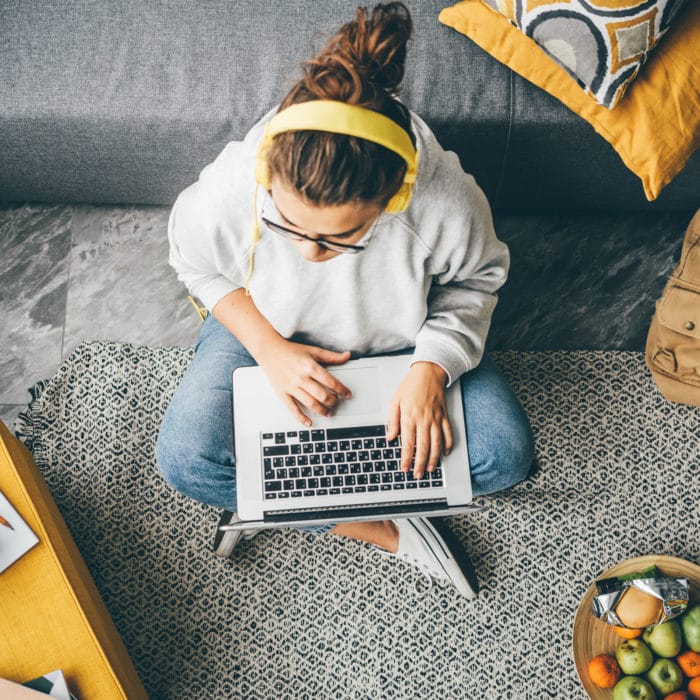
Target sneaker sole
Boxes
[424,518,480,599]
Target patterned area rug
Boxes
[14,342,700,699]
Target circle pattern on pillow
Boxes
[481,0,689,108]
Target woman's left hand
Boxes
[387,362,453,479]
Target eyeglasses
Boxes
[261,216,369,254]
[261,216,370,254]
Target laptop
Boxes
[223,354,481,531]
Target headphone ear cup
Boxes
[255,126,274,189]
[255,143,271,189]
[384,195,401,214]
[385,182,412,213]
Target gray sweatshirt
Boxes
[168,109,509,386]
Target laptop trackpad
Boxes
[329,367,381,417]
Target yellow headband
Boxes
[263,100,417,176]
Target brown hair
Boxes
[266,3,415,207]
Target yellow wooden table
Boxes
[0,421,148,699]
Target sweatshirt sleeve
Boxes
[167,143,255,312]
[411,155,509,386]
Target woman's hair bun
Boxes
[270,3,415,207]
[301,3,413,102]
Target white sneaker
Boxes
[212,510,261,558]
[384,517,479,600]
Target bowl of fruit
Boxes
[573,555,700,699]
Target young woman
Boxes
[156,3,534,599]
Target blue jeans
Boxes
[156,316,534,532]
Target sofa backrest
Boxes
[0,0,696,209]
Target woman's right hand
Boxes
[257,339,352,425]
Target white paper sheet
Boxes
[0,491,39,573]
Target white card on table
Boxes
[0,491,39,573]
[23,670,72,700]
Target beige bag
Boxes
[645,209,700,407]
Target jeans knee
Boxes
[155,417,203,495]
[504,420,535,485]
[155,428,185,491]
[470,414,535,496]
[155,415,238,511]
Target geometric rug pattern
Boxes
[15,342,700,699]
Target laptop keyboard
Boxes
[261,425,443,500]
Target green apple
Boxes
[646,658,683,695]
[682,603,700,652]
[643,620,682,657]
[612,675,657,700]
[616,639,654,675]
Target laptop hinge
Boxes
[264,498,450,523]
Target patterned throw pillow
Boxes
[439,0,700,200]
[480,0,689,109]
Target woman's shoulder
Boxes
[182,106,276,206]
[409,110,483,207]
[170,145,258,261]
[406,110,490,232]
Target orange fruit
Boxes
[588,653,621,688]
[678,650,700,678]
[613,625,643,639]
[664,692,690,700]
[689,676,700,700]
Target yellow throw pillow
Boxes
[439,1,700,201]
[479,0,689,109]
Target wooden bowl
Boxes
[573,555,700,699]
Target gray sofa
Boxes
[1,0,698,211]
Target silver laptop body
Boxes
[226,354,480,530]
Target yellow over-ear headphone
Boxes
[255,100,418,213]
[245,100,418,294]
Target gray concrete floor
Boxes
[0,203,692,429]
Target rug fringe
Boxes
[14,380,49,450]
